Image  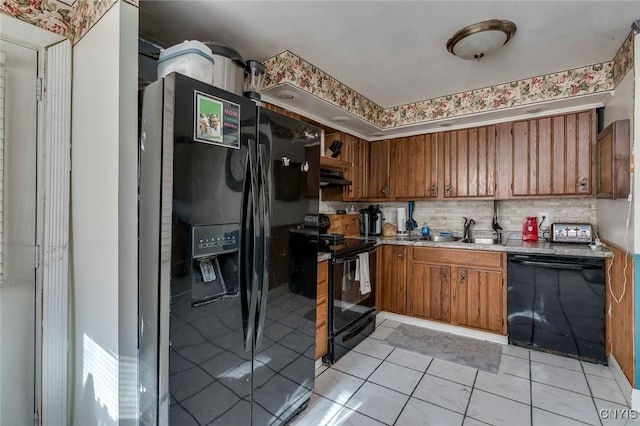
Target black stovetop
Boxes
[320,237,376,257]
[291,225,376,257]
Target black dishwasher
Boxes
[507,254,606,363]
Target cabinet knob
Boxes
[445,187,453,195]
[381,188,387,194]
[576,178,589,191]
[459,271,466,283]
[430,185,437,196]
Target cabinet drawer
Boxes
[317,287,328,305]
[316,300,328,328]
[318,261,328,283]
[413,247,502,270]
[315,321,328,360]
[316,289,328,359]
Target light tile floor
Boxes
[292,319,639,426]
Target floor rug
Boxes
[385,324,502,373]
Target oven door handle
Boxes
[332,247,376,264]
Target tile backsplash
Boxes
[321,199,597,238]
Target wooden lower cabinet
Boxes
[379,245,407,314]
[315,261,329,360]
[408,247,506,335]
[451,268,504,334]
[408,263,450,322]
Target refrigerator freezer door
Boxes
[139,78,165,426]
[168,74,260,425]
[139,75,321,426]
[139,73,261,426]
[251,109,319,424]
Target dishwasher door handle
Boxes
[509,259,601,270]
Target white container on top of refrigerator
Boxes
[157,40,215,85]
[204,42,245,96]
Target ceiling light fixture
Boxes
[277,90,297,100]
[446,19,517,61]
[332,116,350,123]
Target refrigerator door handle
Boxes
[255,144,271,349]
[244,139,261,353]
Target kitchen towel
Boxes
[356,252,371,295]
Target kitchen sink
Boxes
[418,235,462,242]
[462,237,498,245]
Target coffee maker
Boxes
[522,216,538,242]
[359,205,383,236]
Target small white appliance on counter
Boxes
[397,207,407,235]
[550,223,593,244]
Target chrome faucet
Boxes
[463,217,476,240]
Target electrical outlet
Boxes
[538,212,550,229]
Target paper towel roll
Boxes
[397,207,407,233]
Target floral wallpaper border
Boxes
[381,62,613,128]
[1,0,139,44]
[613,31,634,87]
[1,0,73,37]
[264,31,635,129]
[263,51,384,125]
[70,0,117,44]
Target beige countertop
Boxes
[317,235,611,262]
[361,235,612,258]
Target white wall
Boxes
[598,71,634,249]
[70,2,138,424]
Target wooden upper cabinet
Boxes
[367,140,391,199]
[341,133,369,200]
[391,134,438,199]
[441,125,496,198]
[511,110,595,197]
[597,119,630,199]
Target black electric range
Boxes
[292,226,376,258]
[319,236,376,257]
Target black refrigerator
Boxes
[138,73,320,425]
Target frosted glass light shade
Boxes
[447,20,517,60]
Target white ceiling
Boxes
[139,1,638,109]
